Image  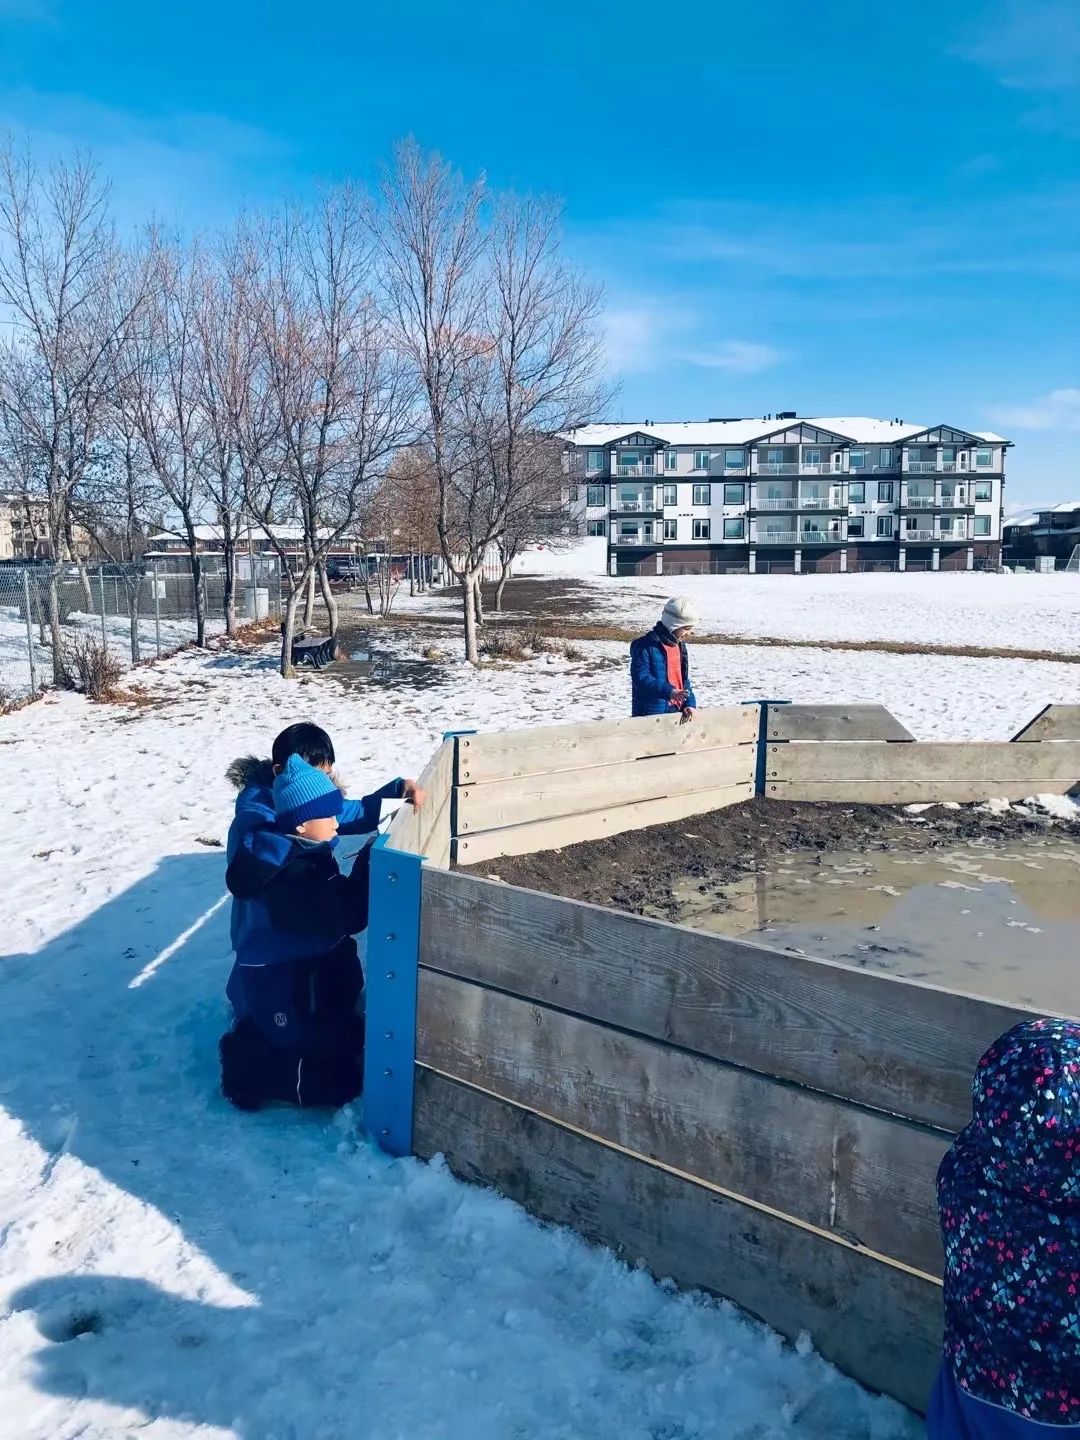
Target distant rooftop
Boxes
[560,416,1010,447]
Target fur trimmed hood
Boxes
[226,756,275,792]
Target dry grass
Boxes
[59,636,124,701]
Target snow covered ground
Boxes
[0,639,922,1440]
[566,571,1080,656]
[3,569,1079,1438]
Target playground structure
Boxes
[361,701,1080,1414]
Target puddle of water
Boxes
[670,840,1080,1012]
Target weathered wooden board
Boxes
[413,1071,942,1413]
[387,739,454,858]
[456,746,756,835]
[768,780,1079,803]
[457,707,758,785]
[418,969,948,1275]
[420,791,452,870]
[419,868,1042,1133]
[1012,704,1080,743]
[453,781,753,864]
[768,704,915,743]
[768,740,1080,787]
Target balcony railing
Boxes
[938,492,973,509]
[800,530,845,544]
[800,462,836,475]
[754,531,799,544]
[614,533,654,545]
[723,465,749,476]
[615,463,656,478]
[612,499,659,514]
[798,495,845,510]
[755,497,797,511]
[908,461,938,474]
[904,496,936,509]
[757,462,799,475]
[903,529,936,543]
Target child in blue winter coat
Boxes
[219,723,423,1110]
[930,1017,1080,1437]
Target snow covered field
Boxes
[566,571,1080,656]
[2,569,1078,1438]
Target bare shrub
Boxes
[59,634,123,700]
[479,629,528,661]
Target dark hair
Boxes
[271,723,335,772]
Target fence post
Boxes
[22,569,38,699]
[744,699,790,795]
[98,565,108,651]
[153,561,162,657]
[362,834,423,1157]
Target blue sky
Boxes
[3,0,1079,504]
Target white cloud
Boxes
[990,388,1080,430]
[602,301,784,378]
[675,340,784,374]
[964,0,1080,91]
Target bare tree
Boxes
[0,145,142,681]
[376,141,492,663]
[244,190,414,676]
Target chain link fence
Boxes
[0,555,283,701]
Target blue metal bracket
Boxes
[363,833,423,1157]
[743,699,790,795]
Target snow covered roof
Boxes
[1003,514,1039,528]
[1048,500,1080,513]
[560,417,1011,447]
[149,523,364,543]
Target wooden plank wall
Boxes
[412,867,1062,1411]
[453,707,758,864]
[386,738,455,867]
[764,704,1080,803]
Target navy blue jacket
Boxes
[224,758,405,1048]
[629,624,697,717]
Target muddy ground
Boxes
[465,797,1080,921]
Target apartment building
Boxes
[561,415,1009,575]
[0,492,91,562]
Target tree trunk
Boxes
[473,573,484,628]
[189,547,207,647]
[222,538,238,636]
[462,570,480,666]
[360,563,375,616]
[128,579,142,664]
[75,556,94,612]
[494,561,512,612]
[48,569,65,686]
[280,585,303,678]
[409,551,416,597]
[317,562,338,639]
[302,567,316,629]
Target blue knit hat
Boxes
[273,754,344,833]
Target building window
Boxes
[663,483,678,506]
[723,482,745,505]
[664,450,678,472]
[879,448,893,469]
[767,448,784,463]
[587,519,606,537]
[619,521,638,536]
[849,449,866,470]
[693,519,711,541]
[877,515,894,538]
[725,449,744,468]
[941,447,955,463]
[587,449,605,471]
[976,448,993,468]
[848,516,865,538]
[804,449,821,466]
[974,481,992,501]
[939,516,955,536]
[692,483,711,506]
[664,518,678,540]
[878,481,894,504]
[723,518,745,540]
[974,515,991,536]
[694,450,711,471]
[587,484,606,507]
[908,447,921,462]
[568,485,580,502]
[848,481,865,504]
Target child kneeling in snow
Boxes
[930,1017,1080,1437]
[220,723,422,1110]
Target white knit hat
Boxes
[660,596,699,632]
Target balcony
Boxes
[614,463,657,479]
[614,532,655,546]
[903,496,936,509]
[723,465,749,476]
[611,500,663,516]
[798,494,846,511]
[754,531,799,545]
[938,492,975,510]
[757,462,799,475]
[903,530,936,543]
[908,461,939,474]
[800,530,845,544]
[755,497,797,511]
[800,462,835,475]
